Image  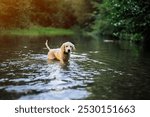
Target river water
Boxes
[0,36,150,99]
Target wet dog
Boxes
[45,40,75,64]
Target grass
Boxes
[0,27,75,37]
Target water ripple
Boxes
[0,53,102,99]
[0,52,130,100]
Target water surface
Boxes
[0,36,150,99]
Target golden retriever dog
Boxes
[45,40,75,64]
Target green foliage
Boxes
[0,27,75,37]
[91,0,150,42]
[91,0,114,36]
[0,0,91,28]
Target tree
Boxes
[91,0,150,42]
[0,0,92,29]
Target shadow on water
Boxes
[0,36,150,100]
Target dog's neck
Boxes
[64,51,69,55]
[60,51,70,62]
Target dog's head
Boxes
[61,42,75,54]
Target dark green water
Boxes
[0,36,150,100]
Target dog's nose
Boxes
[68,49,71,52]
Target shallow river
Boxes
[0,36,150,99]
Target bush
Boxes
[90,0,150,42]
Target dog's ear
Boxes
[61,43,65,52]
[72,44,76,51]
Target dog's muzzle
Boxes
[68,49,71,53]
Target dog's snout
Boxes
[68,49,71,53]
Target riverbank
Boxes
[0,27,75,37]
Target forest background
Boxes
[0,0,150,43]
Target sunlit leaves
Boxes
[0,0,91,28]
[91,0,150,42]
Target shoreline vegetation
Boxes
[0,0,149,43]
[0,27,75,37]
[90,0,150,43]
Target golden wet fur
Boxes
[45,40,75,63]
